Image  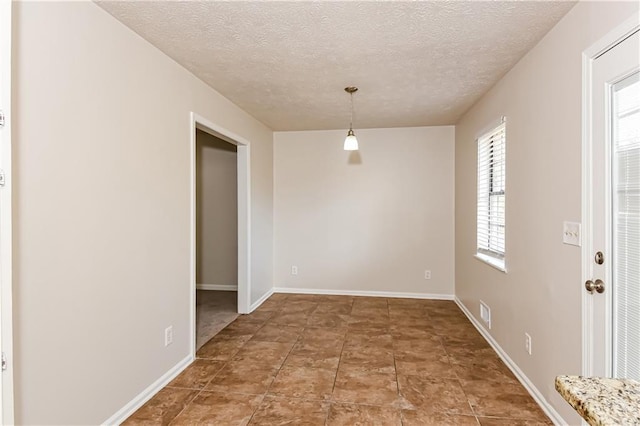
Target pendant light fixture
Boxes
[344,86,359,151]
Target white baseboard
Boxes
[102,354,193,425]
[196,284,238,291]
[273,287,454,300]
[249,287,275,312]
[454,297,566,426]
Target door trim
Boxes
[189,112,251,359]
[0,1,14,423]
[581,12,640,377]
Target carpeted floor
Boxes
[196,290,238,349]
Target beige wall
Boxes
[12,2,273,424]
[196,130,238,286]
[274,127,455,296]
[454,1,639,423]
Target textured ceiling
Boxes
[96,1,575,131]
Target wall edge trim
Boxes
[101,354,193,426]
[274,287,454,300]
[250,287,275,312]
[196,284,238,291]
[454,297,566,426]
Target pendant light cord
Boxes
[349,92,354,130]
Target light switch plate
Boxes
[563,221,581,246]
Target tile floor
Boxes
[124,294,552,425]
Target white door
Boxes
[588,29,640,378]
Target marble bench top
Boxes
[555,375,640,426]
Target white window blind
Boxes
[612,72,640,380]
[477,121,506,268]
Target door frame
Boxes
[189,112,251,358]
[0,1,14,423]
[581,12,640,377]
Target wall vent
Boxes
[480,300,491,329]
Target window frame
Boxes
[475,119,507,272]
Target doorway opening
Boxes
[195,129,238,349]
[190,113,251,357]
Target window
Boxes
[476,120,506,271]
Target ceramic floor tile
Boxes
[287,294,322,302]
[302,327,348,342]
[244,310,275,323]
[166,359,225,390]
[452,360,519,384]
[231,340,294,368]
[216,319,265,338]
[284,352,341,370]
[393,337,447,354]
[249,396,330,425]
[349,307,390,319]
[327,402,402,426]
[170,391,262,425]
[332,370,399,406]
[339,348,396,374]
[352,297,388,308]
[477,417,553,426]
[196,335,251,361]
[395,351,456,378]
[125,295,549,425]
[390,326,440,342]
[269,311,312,327]
[280,300,318,314]
[401,410,480,426]
[398,375,473,415]
[314,303,353,315]
[387,298,430,309]
[461,380,549,420]
[348,316,390,330]
[315,295,354,304]
[250,324,303,343]
[344,329,393,349]
[122,387,199,426]
[205,361,279,395]
[267,365,337,400]
[254,299,284,312]
[267,293,289,302]
[307,312,351,328]
[291,339,344,359]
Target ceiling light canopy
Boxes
[344,86,359,151]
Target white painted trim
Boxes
[196,284,238,291]
[274,287,454,300]
[474,253,507,273]
[455,297,566,426]
[189,112,252,363]
[0,1,14,423]
[581,13,640,378]
[250,287,275,311]
[102,355,193,426]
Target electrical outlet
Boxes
[525,333,532,355]
[424,270,431,280]
[291,266,298,275]
[165,326,173,347]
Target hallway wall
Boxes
[196,130,238,287]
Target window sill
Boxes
[475,253,507,273]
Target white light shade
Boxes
[344,130,359,151]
